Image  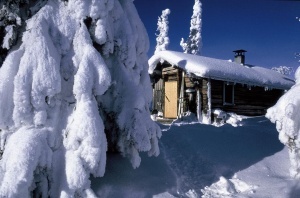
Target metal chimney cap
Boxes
[233,49,247,53]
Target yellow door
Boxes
[164,81,178,118]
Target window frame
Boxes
[223,82,235,106]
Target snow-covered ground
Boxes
[91,116,300,198]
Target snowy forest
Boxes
[0,0,300,197]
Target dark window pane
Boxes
[225,84,233,104]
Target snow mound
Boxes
[212,109,245,127]
[172,112,199,125]
[171,111,245,127]
[201,175,257,198]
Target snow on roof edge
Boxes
[148,50,294,90]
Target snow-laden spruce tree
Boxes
[180,0,202,55]
[0,0,161,197]
[266,67,300,178]
[272,66,293,76]
[154,8,170,54]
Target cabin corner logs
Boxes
[151,62,284,121]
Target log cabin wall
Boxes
[153,65,198,117]
[200,78,209,114]
[183,75,198,113]
[181,76,206,115]
[162,66,180,82]
[210,79,284,116]
[153,78,163,112]
[153,63,193,117]
[152,63,180,114]
[152,62,286,118]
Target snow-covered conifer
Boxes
[271,66,293,76]
[266,66,300,178]
[0,0,161,197]
[180,0,202,55]
[155,8,170,54]
[265,16,300,180]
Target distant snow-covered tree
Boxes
[272,66,293,76]
[0,0,161,197]
[154,8,170,54]
[180,0,202,55]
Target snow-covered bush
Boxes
[266,66,300,178]
[154,8,170,54]
[180,0,202,55]
[271,66,293,76]
[0,0,161,197]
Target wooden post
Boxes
[207,78,212,124]
[197,88,202,122]
[178,71,185,118]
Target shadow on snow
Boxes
[91,117,284,197]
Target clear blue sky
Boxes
[134,0,300,73]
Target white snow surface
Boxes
[91,116,300,198]
[149,50,294,90]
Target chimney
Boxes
[233,49,247,65]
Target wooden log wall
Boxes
[210,79,284,116]
[153,78,164,112]
[153,61,285,117]
[200,78,209,114]
[162,66,180,82]
[153,62,204,117]
[184,75,196,88]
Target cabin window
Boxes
[223,83,234,105]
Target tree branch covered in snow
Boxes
[266,66,300,178]
[0,0,48,66]
[154,8,170,54]
[271,66,293,76]
[0,0,161,197]
[180,0,202,55]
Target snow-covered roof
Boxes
[149,50,294,90]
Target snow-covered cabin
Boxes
[148,50,294,122]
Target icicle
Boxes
[264,87,269,91]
